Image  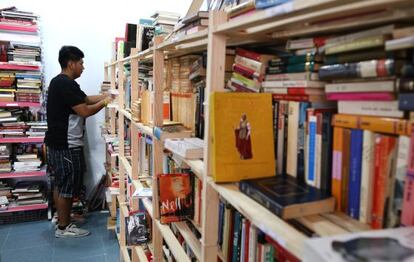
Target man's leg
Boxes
[56,191,72,228]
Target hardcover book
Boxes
[239,175,334,219]
[157,173,193,224]
[210,92,275,182]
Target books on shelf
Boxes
[164,137,203,160]
[125,211,150,245]
[239,175,334,219]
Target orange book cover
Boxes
[332,114,410,136]
[371,135,397,229]
[210,92,275,182]
[331,127,344,211]
[158,173,193,224]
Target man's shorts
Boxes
[47,147,86,198]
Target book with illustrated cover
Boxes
[239,175,334,219]
[210,93,275,182]
[125,211,150,245]
[158,173,193,224]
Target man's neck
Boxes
[61,70,74,80]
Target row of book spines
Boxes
[331,127,410,228]
[218,201,299,262]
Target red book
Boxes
[271,93,326,102]
[232,63,262,81]
[371,135,397,229]
[235,48,274,63]
[244,220,250,262]
[157,173,193,224]
[401,172,414,226]
[326,92,395,101]
[287,88,324,96]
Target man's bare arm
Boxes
[72,99,107,118]
[85,95,107,105]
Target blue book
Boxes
[255,0,292,9]
[399,93,414,111]
[307,116,317,185]
[218,201,225,247]
[297,102,310,183]
[348,129,363,219]
[232,211,242,262]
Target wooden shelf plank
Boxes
[320,212,371,233]
[174,221,202,261]
[0,137,43,144]
[120,156,132,177]
[132,121,154,137]
[0,102,41,108]
[216,0,412,36]
[209,179,307,259]
[155,220,192,262]
[0,170,46,179]
[158,29,208,51]
[296,215,349,237]
[121,246,131,262]
[120,109,132,121]
[133,246,149,262]
[0,202,48,213]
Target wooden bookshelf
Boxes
[103,2,414,261]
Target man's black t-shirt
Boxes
[45,74,86,149]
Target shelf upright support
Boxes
[110,61,117,135]
[130,48,140,212]
[152,35,166,262]
[201,10,228,262]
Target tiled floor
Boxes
[0,211,120,262]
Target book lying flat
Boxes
[239,175,334,219]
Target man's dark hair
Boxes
[58,46,84,68]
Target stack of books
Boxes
[13,153,41,172]
[11,181,45,206]
[15,71,42,102]
[131,100,141,122]
[228,48,274,93]
[25,121,47,137]
[0,144,11,173]
[164,137,204,160]
[0,72,15,102]
[175,11,209,37]
[151,11,180,36]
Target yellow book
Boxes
[210,92,275,182]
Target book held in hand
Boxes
[239,175,334,219]
[157,173,193,224]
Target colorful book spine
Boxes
[325,35,387,55]
[341,129,351,212]
[276,101,288,175]
[332,114,410,136]
[233,63,262,81]
[326,92,395,101]
[401,130,414,226]
[318,59,394,81]
[267,62,321,74]
[255,0,291,9]
[399,93,414,111]
[371,135,397,229]
[324,49,390,65]
[234,55,263,73]
[306,115,317,187]
[348,129,363,219]
[359,130,376,224]
[269,53,322,66]
[320,112,334,193]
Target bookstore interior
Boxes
[1,0,414,261]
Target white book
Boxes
[338,101,404,118]
[248,224,257,262]
[386,36,414,51]
[303,227,414,262]
[164,138,204,159]
[286,101,299,177]
[325,80,395,93]
[359,130,376,224]
[240,219,246,262]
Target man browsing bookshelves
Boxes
[45,46,111,238]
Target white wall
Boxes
[0,0,193,196]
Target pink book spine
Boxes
[326,92,395,101]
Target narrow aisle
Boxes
[0,211,119,262]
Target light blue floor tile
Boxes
[9,220,52,234]
[54,254,106,262]
[0,244,53,262]
[0,225,11,235]
[2,229,54,251]
[53,234,104,260]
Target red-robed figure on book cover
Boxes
[235,113,253,159]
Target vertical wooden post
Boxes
[201,11,228,262]
[152,36,165,262]
[131,48,139,104]
[110,62,117,135]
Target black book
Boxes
[239,175,334,219]
[125,211,150,245]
